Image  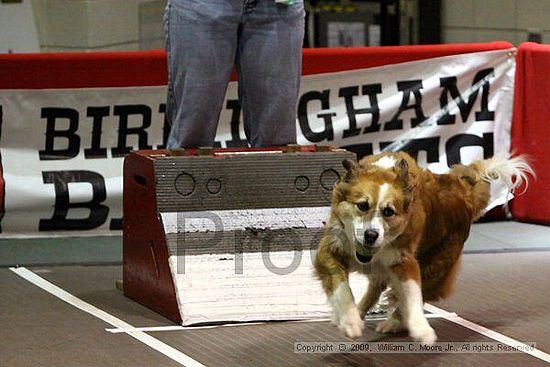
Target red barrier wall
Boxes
[511,43,550,224]
[0,41,512,89]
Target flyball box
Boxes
[123,145,358,325]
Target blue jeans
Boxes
[164,0,305,148]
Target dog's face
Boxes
[333,157,412,263]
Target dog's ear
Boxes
[342,159,357,182]
[396,157,418,194]
[397,158,408,182]
[342,159,356,172]
[396,159,413,210]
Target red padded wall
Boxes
[511,43,550,224]
[0,42,513,89]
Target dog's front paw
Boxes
[376,316,405,334]
[338,306,365,339]
[409,324,437,345]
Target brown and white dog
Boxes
[314,151,533,343]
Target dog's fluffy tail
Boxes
[475,154,534,193]
[465,154,535,217]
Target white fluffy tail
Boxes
[478,154,535,194]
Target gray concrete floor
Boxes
[1,221,550,366]
[465,222,550,252]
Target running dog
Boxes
[314,152,533,343]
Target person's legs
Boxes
[236,0,305,147]
[165,0,241,148]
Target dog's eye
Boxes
[356,201,370,212]
[382,207,395,217]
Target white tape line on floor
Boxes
[425,303,550,364]
[9,267,207,367]
[105,313,456,334]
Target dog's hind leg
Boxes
[376,307,406,334]
[357,276,386,318]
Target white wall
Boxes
[0,0,40,53]
[5,0,550,53]
[31,0,165,52]
[442,0,550,45]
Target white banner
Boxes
[0,48,516,237]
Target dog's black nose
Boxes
[364,229,379,245]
